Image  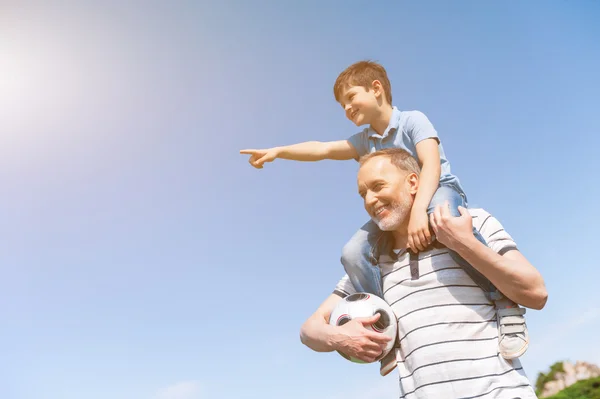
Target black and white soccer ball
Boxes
[328,292,398,363]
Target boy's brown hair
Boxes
[333,60,393,104]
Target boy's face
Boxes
[338,84,380,127]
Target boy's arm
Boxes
[408,138,441,251]
[413,139,441,211]
[240,140,358,169]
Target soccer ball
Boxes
[329,292,398,363]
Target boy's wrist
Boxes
[272,146,283,158]
[411,203,428,213]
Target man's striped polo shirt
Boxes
[334,208,537,399]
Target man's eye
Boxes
[374,183,383,190]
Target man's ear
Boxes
[406,172,419,195]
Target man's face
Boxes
[357,157,417,231]
[338,84,379,127]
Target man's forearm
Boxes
[300,315,341,352]
[453,237,547,309]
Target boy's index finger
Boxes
[239,149,257,155]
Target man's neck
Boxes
[391,226,410,251]
[369,105,394,136]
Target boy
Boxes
[240,61,528,362]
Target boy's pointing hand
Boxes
[240,148,279,169]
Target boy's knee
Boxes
[341,241,358,266]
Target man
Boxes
[300,148,547,399]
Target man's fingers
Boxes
[440,200,451,219]
[457,206,468,216]
[429,213,438,233]
[434,204,443,225]
[365,350,383,362]
[357,313,381,325]
[367,330,393,343]
[239,149,258,155]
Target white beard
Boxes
[372,199,411,231]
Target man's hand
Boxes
[334,313,392,363]
[429,201,475,252]
[239,148,279,169]
[408,208,432,252]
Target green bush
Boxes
[536,361,566,395]
[544,377,600,399]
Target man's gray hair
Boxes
[359,148,421,175]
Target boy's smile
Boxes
[339,85,379,127]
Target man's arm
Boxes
[240,140,358,169]
[299,294,344,352]
[300,293,392,362]
[430,205,548,309]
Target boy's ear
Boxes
[371,80,383,97]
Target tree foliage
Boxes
[536,361,565,395]
[544,377,600,399]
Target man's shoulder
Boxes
[467,208,494,228]
[467,207,491,218]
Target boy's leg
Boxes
[427,185,528,359]
[340,221,398,375]
[340,220,385,298]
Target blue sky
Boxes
[0,1,599,398]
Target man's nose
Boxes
[365,192,377,208]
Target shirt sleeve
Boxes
[347,129,370,158]
[333,274,357,298]
[406,110,440,145]
[471,209,518,255]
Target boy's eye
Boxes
[374,183,383,191]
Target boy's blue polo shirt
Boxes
[347,107,466,200]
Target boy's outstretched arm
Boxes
[408,138,441,252]
[240,140,358,169]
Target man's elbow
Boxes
[299,319,315,347]
[527,285,548,310]
[299,323,309,346]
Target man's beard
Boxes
[372,197,412,231]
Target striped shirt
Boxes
[334,209,537,399]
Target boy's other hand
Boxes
[239,148,279,169]
[408,208,432,252]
